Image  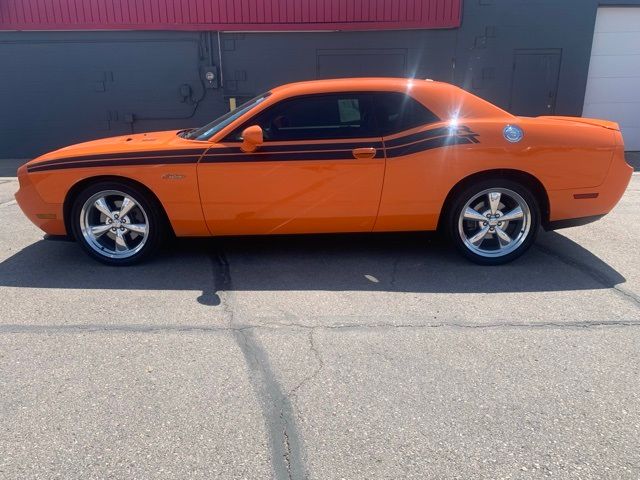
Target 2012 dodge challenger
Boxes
[15,78,633,266]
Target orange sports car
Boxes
[15,78,632,266]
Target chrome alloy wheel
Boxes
[457,188,532,258]
[79,190,150,259]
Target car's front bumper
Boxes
[15,164,66,235]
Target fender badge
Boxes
[162,173,186,180]
[503,124,524,143]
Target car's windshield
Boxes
[183,92,272,141]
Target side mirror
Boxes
[240,125,263,153]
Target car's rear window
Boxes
[373,92,440,135]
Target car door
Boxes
[197,93,385,235]
[370,91,454,232]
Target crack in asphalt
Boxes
[534,243,640,308]
[207,247,308,480]
[2,319,640,335]
[288,328,324,399]
[1,227,637,479]
[613,285,640,306]
[266,320,640,330]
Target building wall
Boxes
[0,31,225,157]
[1,0,639,158]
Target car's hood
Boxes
[29,130,195,164]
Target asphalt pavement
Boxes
[0,175,639,479]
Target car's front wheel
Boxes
[70,181,165,265]
[446,179,540,265]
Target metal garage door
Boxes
[583,7,640,151]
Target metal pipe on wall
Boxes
[217,31,225,88]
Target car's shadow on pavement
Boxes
[0,230,625,296]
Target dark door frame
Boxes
[508,48,563,115]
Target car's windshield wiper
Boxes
[178,128,197,139]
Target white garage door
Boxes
[583,7,640,151]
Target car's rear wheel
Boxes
[446,179,540,265]
[70,181,164,265]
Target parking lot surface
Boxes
[1,175,639,479]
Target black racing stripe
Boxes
[383,126,474,148]
[201,149,383,163]
[206,141,383,156]
[67,148,206,161]
[384,127,450,148]
[27,127,480,172]
[27,156,197,173]
[29,148,207,169]
[211,128,461,154]
[386,135,474,158]
[385,132,478,152]
[204,147,241,155]
[202,133,474,163]
[256,140,383,153]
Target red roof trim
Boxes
[0,0,462,31]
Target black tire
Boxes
[445,178,540,265]
[70,181,166,266]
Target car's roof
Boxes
[270,77,447,94]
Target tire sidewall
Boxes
[446,179,540,265]
[70,181,164,266]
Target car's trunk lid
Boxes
[536,116,620,131]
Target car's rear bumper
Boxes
[544,214,605,231]
[15,164,66,235]
[546,144,633,229]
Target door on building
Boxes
[197,93,385,235]
[583,7,640,151]
[508,49,562,117]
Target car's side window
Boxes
[225,93,377,142]
[373,92,440,136]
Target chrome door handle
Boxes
[352,147,377,159]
